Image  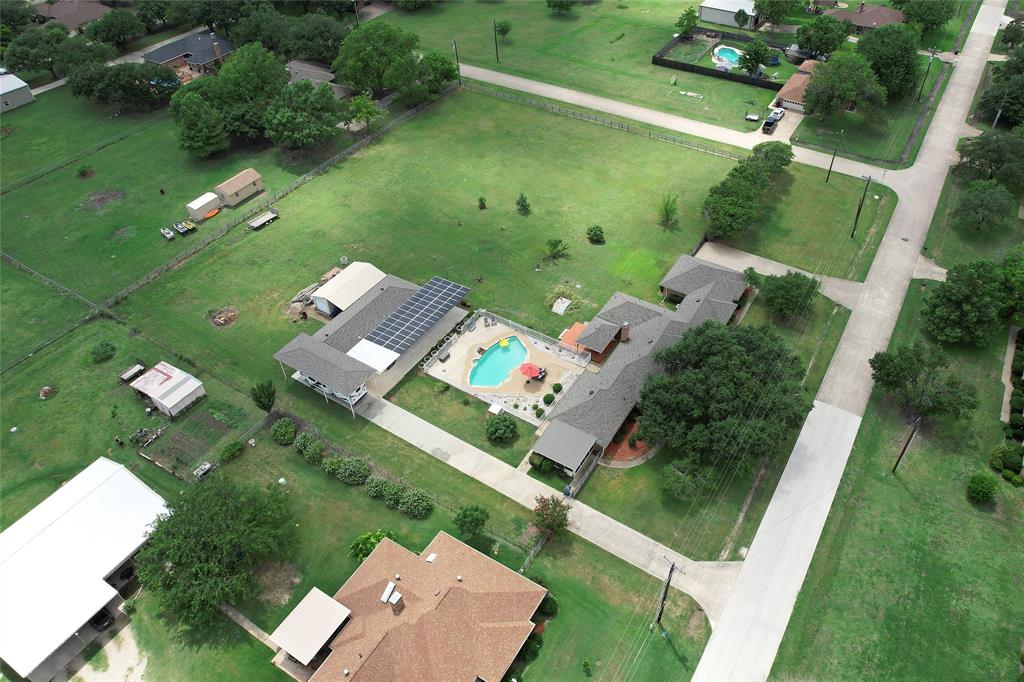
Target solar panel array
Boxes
[364,277,470,353]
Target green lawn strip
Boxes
[384,372,532,467]
[123,25,197,53]
[526,532,710,680]
[773,281,1024,681]
[380,0,779,131]
[919,0,981,53]
[922,171,1024,269]
[792,52,950,167]
[0,262,90,369]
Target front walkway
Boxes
[356,396,742,626]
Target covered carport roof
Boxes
[532,420,597,472]
[271,588,351,666]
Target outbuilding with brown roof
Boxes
[215,168,263,206]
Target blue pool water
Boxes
[716,46,742,65]
[469,336,528,387]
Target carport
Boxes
[531,420,598,477]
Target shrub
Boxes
[321,456,343,477]
[516,193,531,215]
[535,407,545,418]
[1011,414,1024,428]
[552,383,562,394]
[394,82,430,108]
[529,453,545,469]
[220,440,244,463]
[989,453,1005,472]
[398,488,433,519]
[543,393,555,405]
[478,196,487,209]
[586,224,605,244]
[121,598,137,615]
[366,475,389,498]
[453,504,489,537]
[486,412,519,443]
[77,164,93,178]
[612,432,625,443]
[294,431,315,454]
[337,457,371,485]
[271,418,297,445]
[383,481,406,509]
[966,472,998,503]
[295,433,325,465]
[993,441,1023,472]
[250,380,276,412]
[90,341,116,363]
[1002,468,1016,482]
[517,632,543,664]
[349,528,396,563]
[1012,474,1023,487]
[537,593,559,618]
[628,434,638,447]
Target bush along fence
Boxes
[104,84,459,308]
[462,82,745,161]
[652,35,784,93]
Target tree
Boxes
[738,38,770,77]
[250,380,276,412]
[950,179,1015,233]
[495,19,512,41]
[966,472,998,504]
[998,45,1024,79]
[0,0,35,31]
[453,505,489,537]
[286,12,349,63]
[998,245,1024,318]
[348,529,397,563]
[135,0,171,30]
[856,23,921,98]
[796,15,849,57]
[703,175,761,238]
[547,0,577,15]
[586,224,605,244]
[53,36,117,78]
[534,495,570,535]
[332,22,419,97]
[176,91,230,157]
[544,238,570,260]
[265,80,343,149]
[1002,18,1024,49]
[661,456,714,501]
[638,323,807,467]
[869,341,979,423]
[485,412,519,443]
[752,140,795,169]
[396,0,439,8]
[675,7,699,38]
[922,259,1006,346]
[953,129,1024,193]
[230,6,292,54]
[341,93,384,129]
[418,51,458,95]
[978,74,1024,127]
[761,271,820,320]
[216,42,289,139]
[734,8,750,33]
[69,62,179,108]
[804,52,887,117]
[189,0,246,33]
[658,194,678,229]
[86,8,145,51]
[4,24,68,79]
[135,477,295,625]
[754,0,797,26]
[516,193,531,215]
[901,0,956,35]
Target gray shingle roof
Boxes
[531,421,596,472]
[143,32,234,67]
[660,255,747,301]
[315,275,419,353]
[274,334,376,395]
[674,281,740,325]
[575,320,619,353]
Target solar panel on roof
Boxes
[363,277,470,354]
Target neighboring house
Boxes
[826,2,904,33]
[276,271,469,414]
[534,255,747,475]
[286,60,353,99]
[311,261,387,318]
[34,0,110,33]
[142,32,234,79]
[214,167,263,207]
[0,458,167,682]
[0,74,34,112]
[130,361,206,417]
[270,532,547,682]
[698,0,760,30]
[775,59,822,112]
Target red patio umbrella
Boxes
[519,362,541,379]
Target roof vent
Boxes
[395,574,401,580]
[343,670,349,677]
[426,552,437,563]
[456,575,463,582]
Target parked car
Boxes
[181,220,198,231]
[172,222,188,234]
[89,608,115,632]
[768,107,785,120]
[159,227,175,240]
[744,113,760,122]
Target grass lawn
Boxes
[694,40,798,84]
[385,372,533,467]
[773,281,1024,681]
[0,263,89,370]
[380,0,779,131]
[792,52,952,167]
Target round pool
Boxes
[469,336,528,387]
[712,44,744,68]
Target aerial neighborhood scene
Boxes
[2,0,1023,680]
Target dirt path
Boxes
[57,623,147,682]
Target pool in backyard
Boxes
[469,336,528,387]
[712,44,743,67]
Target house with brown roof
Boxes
[774,58,823,112]
[270,532,546,682]
[826,1,903,34]
[34,0,110,32]
[215,168,263,206]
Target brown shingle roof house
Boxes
[34,0,110,31]
[275,532,546,682]
[214,168,263,206]
[826,2,903,33]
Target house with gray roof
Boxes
[142,32,234,76]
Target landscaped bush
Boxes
[628,434,638,447]
[486,412,519,443]
[966,472,998,503]
[383,481,406,510]
[529,453,553,473]
[586,225,605,244]
[220,440,244,463]
[543,393,555,405]
[478,196,486,209]
[366,475,389,498]
[994,441,1023,473]
[337,457,371,485]
[537,593,559,618]
[271,417,298,445]
[121,598,136,615]
[293,432,325,464]
[552,383,562,394]
[1002,468,1016,482]
[322,456,343,477]
[516,193,531,215]
[1011,474,1023,487]
[529,453,544,469]
[89,341,116,363]
[534,407,545,418]
[517,632,543,664]
[1011,396,1024,410]
[398,488,433,519]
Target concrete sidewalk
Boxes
[357,396,742,626]
[695,242,864,310]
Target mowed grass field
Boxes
[773,282,1024,681]
[380,0,777,130]
[0,263,89,369]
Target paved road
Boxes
[357,397,742,626]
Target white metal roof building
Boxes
[698,0,759,28]
[1,73,35,111]
[130,361,206,417]
[0,458,167,681]
[311,262,387,317]
[270,588,351,666]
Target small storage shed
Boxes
[186,192,222,221]
[311,262,387,317]
[130,361,206,417]
[1,74,35,112]
[215,168,263,207]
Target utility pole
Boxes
[892,417,921,473]
[957,0,965,16]
[917,49,936,102]
[825,129,843,184]
[352,0,360,26]
[654,561,676,626]
[851,175,872,239]
[452,39,462,85]
[493,20,500,63]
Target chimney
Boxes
[619,321,631,342]
[213,40,223,63]
[859,1,865,12]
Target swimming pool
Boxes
[469,336,528,387]
[713,45,744,67]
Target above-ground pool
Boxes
[712,44,744,68]
[469,336,528,387]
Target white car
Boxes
[768,107,786,120]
